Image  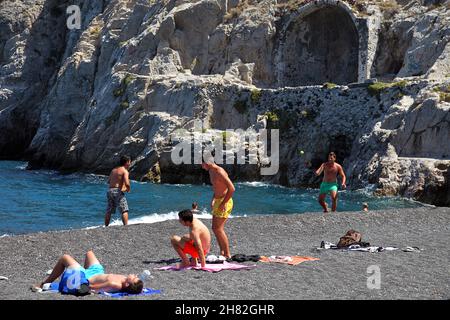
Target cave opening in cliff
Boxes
[279,5,359,86]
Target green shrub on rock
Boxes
[113,88,124,97]
[250,89,262,104]
[123,74,135,86]
[120,101,129,109]
[113,74,135,98]
[440,92,450,103]
[367,80,408,96]
[432,84,450,102]
[323,82,337,89]
[264,111,280,128]
[105,108,121,127]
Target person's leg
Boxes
[38,254,80,287]
[318,193,328,213]
[84,250,100,269]
[105,191,115,227]
[330,191,338,212]
[170,235,190,267]
[105,212,112,226]
[121,211,128,225]
[181,234,199,266]
[212,216,231,258]
[119,194,129,226]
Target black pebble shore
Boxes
[0,207,449,300]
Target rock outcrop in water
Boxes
[0,0,449,206]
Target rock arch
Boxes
[275,0,374,86]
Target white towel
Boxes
[319,241,399,253]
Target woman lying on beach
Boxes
[32,250,143,295]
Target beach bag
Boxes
[337,230,362,248]
[58,269,90,296]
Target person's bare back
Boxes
[209,166,230,198]
[191,218,211,254]
[109,166,130,192]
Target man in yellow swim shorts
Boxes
[202,157,235,258]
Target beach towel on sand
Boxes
[99,288,161,297]
[259,256,319,265]
[36,282,161,297]
[156,261,256,272]
[319,241,399,252]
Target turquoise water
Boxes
[0,161,423,235]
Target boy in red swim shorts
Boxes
[170,209,211,268]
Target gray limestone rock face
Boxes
[0,0,70,158]
[278,5,359,86]
[0,0,449,206]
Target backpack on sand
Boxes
[337,230,362,248]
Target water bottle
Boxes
[138,270,152,283]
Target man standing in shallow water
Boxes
[201,158,235,258]
[315,152,347,213]
[105,155,131,226]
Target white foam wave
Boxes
[353,184,378,195]
[83,209,242,230]
[162,183,195,187]
[0,234,10,238]
[15,164,27,170]
[109,211,213,226]
[236,181,284,188]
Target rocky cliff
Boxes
[0,0,449,206]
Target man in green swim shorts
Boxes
[315,152,347,212]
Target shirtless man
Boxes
[33,250,143,294]
[105,155,131,226]
[315,152,347,212]
[171,209,211,268]
[201,159,235,258]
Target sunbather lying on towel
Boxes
[171,209,211,268]
[32,250,143,295]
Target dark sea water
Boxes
[0,161,424,235]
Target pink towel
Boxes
[156,261,256,273]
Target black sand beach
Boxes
[0,207,448,300]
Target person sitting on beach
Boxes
[362,202,369,212]
[170,209,211,268]
[105,155,131,226]
[314,152,347,213]
[191,202,200,213]
[33,250,143,294]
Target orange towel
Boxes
[259,256,320,266]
